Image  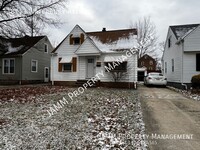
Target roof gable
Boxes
[170,24,199,39]
[0,35,45,56]
[75,37,101,55]
[52,24,87,53]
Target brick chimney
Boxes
[102,28,106,32]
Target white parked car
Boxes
[144,72,167,87]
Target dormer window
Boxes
[70,33,84,45]
[74,37,80,45]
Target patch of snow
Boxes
[168,86,200,101]
[0,87,148,149]
[5,43,24,54]
[90,34,137,53]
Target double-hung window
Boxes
[3,58,15,74]
[31,60,38,72]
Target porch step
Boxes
[76,80,97,87]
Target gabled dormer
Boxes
[69,33,85,45]
[52,25,87,54]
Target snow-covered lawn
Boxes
[0,86,147,149]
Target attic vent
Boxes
[102,28,106,32]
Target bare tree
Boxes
[130,17,158,58]
[106,62,130,82]
[0,0,67,37]
[110,71,128,82]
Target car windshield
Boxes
[149,73,163,76]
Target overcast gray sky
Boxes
[47,0,200,46]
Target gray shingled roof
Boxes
[170,24,200,39]
[0,35,45,56]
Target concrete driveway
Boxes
[139,85,200,150]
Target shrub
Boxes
[191,74,200,88]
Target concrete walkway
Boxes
[139,85,200,150]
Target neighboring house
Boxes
[51,25,138,88]
[138,54,157,72]
[138,54,157,81]
[162,24,200,89]
[0,35,53,85]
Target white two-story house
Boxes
[162,24,200,89]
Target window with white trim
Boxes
[31,60,38,72]
[3,58,15,74]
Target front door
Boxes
[44,67,49,82]
[87,58,95,78]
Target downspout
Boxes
[181,40,188,90]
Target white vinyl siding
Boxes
[181,26,200,83]
[182,52,200,83]
[51,56,78,81]
[51,25,84,81]
[56,26,86,56]
[75,38,100,55]
[163,28,182,83]
[96,53,137,82]
[184,26,200,52]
